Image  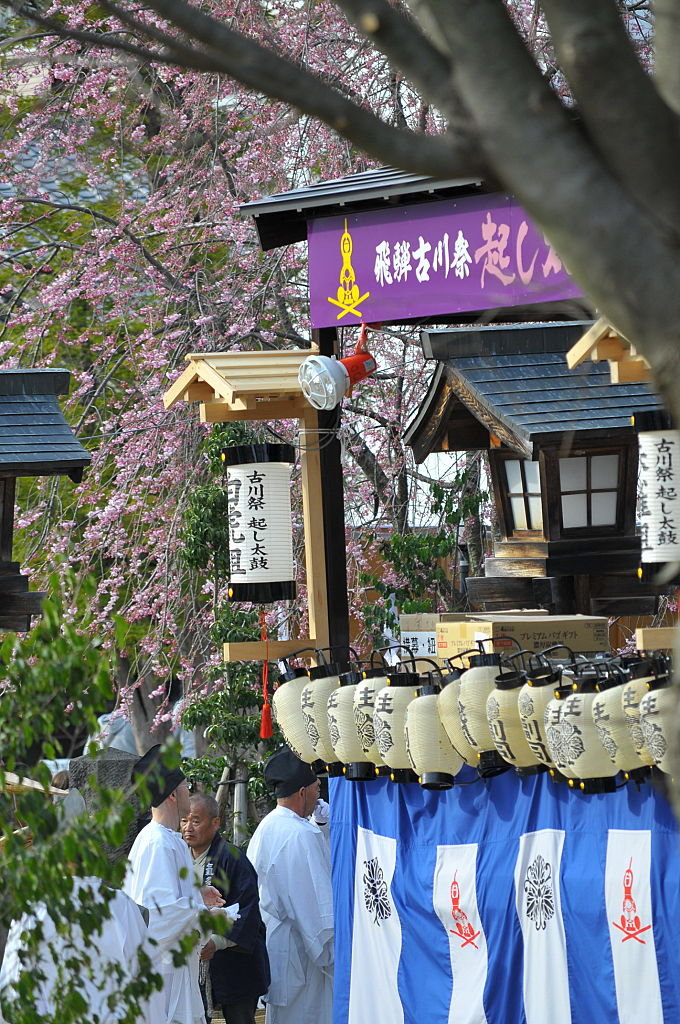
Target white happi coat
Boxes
[123,821,205,1024]
[0,877,163,1024]
[247,805,334,1024]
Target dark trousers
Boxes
[219,995,259,1024]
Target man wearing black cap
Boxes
[247,746,334,1024]
[123,745,227,1024]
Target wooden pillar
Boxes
[0,478,15,566]
[312,327,350,657]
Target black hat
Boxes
[264,745,317,798]
[134,744,186,808]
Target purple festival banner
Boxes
[307,192,582,328]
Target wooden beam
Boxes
[300,407,330,653]
[200,398,308,423]
[185,382,217,403]
[609,357,650,383]
[162,364,198,409]
[566,318,612,369]
[223,637,320,662]
[591,336,629,361]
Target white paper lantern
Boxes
[405,684,463,789]
[518,665,562,772]
[373,673,420,782]
[327,670,375,780]
[621,666,660,769]
[457,654,511,777]
[487,669,546,775]
[546,671,619,793]
[301,663,343,774]
[437,668,479,767]
[635,410,680,574]
[591,668,653,777]
[223,443,296,603]
[353,670,390,776]
[272,666,319,766]
[638,674,677,775]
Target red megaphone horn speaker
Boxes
[298,324,377,410]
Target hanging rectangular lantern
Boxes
[634,409,680,576]
[222,442,297,603]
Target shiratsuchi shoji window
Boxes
[504,460,543,532]
[558,453,620,529]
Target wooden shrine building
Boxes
[405,322,665,615]
[0,369,90,631]
[239,167,666,629]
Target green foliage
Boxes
[0,573,166,1023]
[0,573,112,769]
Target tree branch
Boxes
[13,195,188,291]
[541,0,680,242]
[653,0,680,114]
[333,0,473,134]
[422,0,680,379]
[135,0,487,178]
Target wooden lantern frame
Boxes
[163,348,330,663]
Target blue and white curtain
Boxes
[330,769,680,1024]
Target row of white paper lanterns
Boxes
[272,655,675,791]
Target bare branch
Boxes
[334,0,473,133]
[541,0,680,243]
[653,0,680,114]
[420,0,680,368]
[119,0,488,177]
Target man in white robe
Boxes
[247,746,334,1024]
[0,878,164,1024]
[123,745,226,1024]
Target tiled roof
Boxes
[0,369,90,480]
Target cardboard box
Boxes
[437,614,610,664]
[635,626,676,651]
[399,613,443,662]
[399,613,477,664]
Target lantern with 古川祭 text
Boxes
[272,656,323,770]
[437,654,480,769]
[638,660,676,776]
[223,442,296,604]
[300,653,344,776]
[486,655,546,776]
[163,346,340,666]
[327,669,374,780]
[353,667,390,777]
[634,408,680,582]
[517,649,571,775]
[373,671,420,783]
[405,679,463,790]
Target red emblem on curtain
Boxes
[449,873,481,949]
[611,858,652,944]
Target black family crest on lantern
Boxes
[524,854,555,931]
[363,856,393,926]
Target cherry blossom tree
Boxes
[0,0,475,742]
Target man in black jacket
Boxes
[182,793,270,1024]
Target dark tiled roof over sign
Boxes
[240,166,483,249]
[0,369,91,480]
[405,322,662,461]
